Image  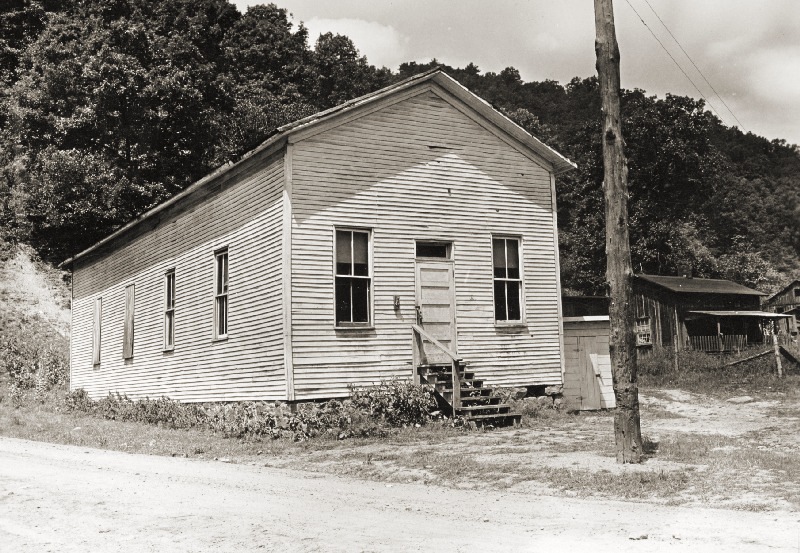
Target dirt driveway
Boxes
[2,437,799,552]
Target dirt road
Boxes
[1,437,798,552]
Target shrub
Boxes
[350,379,439,427]
[63,380,442,441]
[0,324,68,392]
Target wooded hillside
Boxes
[1,0,798,294]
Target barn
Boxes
[61,69,575,421]
[763,280,800,336]
[633,274,790,352]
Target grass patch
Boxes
[639,346,799,398]
[538,466,692,500]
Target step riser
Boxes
[420,363,519,427]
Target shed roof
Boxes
[60,69,575,269]
[635,274,765,296]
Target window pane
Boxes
[217,296,227,335]
[352,232,369,276]
[336,230,352,274]
[506,240,520,279]
[492,239,506,278]
[494,281,507,321]
[216,255,223,294]
[165,311,174,347]
[166,273,175,309]
[335,278,351,324]
[351,278,370,322]
[507,280,521,320]
[223,254,228,291]
[416,242,448,258]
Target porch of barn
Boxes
[683,311,795,353]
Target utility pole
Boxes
[594,0,643,463]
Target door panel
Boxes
[415,260,456,364]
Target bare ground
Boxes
[4,384,800,551]
[2,436,800,553]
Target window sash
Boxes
[164,271,175,349]
[492,238,522,322]
[215,251,228,338]
[123,284,135,359]
[93,297,102,365]
[335,230,371,325]
[635,317,652,345]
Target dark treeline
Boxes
[1,0,798,293]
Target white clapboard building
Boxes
[62,69,575,407]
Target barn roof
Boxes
[685,310,791,320]
[635,274,765,296]
[60,68,575,269]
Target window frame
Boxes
[93,297,102,366]
[491,236,525,325]
[214,248,229,340]
[333,227,373,329]
[635,316,652,346]
[164,269,175,351]
[415,241,452,260]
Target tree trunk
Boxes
[594,0,643,463]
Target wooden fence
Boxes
[689,335,747,352]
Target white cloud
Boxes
[303,17,411,70]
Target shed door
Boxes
[415,260,457,364]
[564,333,604,410]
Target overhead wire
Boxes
[621,0,729,126]
[640,0,747,132]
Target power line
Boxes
[640,0,747,132]
[621,0,729,126]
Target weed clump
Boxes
[63,380,446,442]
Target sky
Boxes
[232,1,800,145]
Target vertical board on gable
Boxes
[70,154,286,402]
[289,88,563,399]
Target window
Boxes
[214,249,228,338]
[335,229,371,326]
[794,288,800,298]
[123,284,134,359]
[416,242,450,259]
[93,297,102,365]
[164,270,175,349]
[635,317,652,346]
[492,238,522,322]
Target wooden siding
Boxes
[289,88,562,399]
[765,281,800,313]
[70,155,286,402]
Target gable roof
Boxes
[60,68,575,269]
[765,279,800,303]
[635,274,765,296]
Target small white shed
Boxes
[562,316,615,410]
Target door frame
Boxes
[414,257,458,357]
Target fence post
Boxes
[774,333,783,378]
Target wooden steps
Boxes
[419,363,521,428]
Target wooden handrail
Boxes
[411,324,460,362]
[411,324,462,412]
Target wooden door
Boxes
[577,336,602,409]
[415,260,457,364]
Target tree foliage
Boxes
[0,1,797,294]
